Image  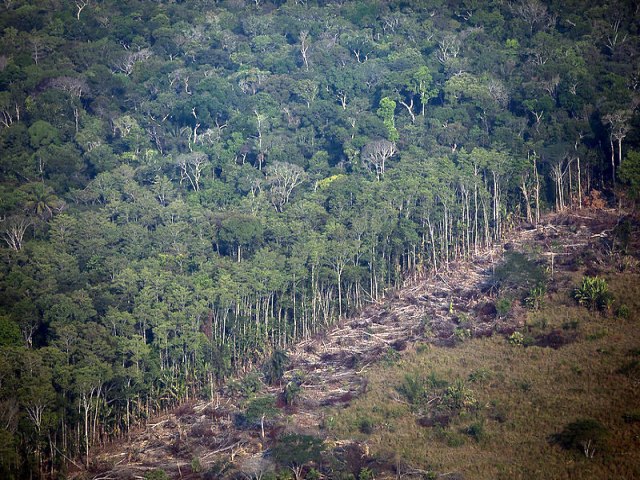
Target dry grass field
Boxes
[326,271,640,479]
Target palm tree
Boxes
[21,183,65,220]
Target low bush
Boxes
[551,418,608,458]
[616,359,640,378]
[524,284,546,310]
[397,372,447,407]
[616,303,630,319]
[227,372,263,398]
[144,470,169,480]
[495,297,512,318]
[443,379,477,413]
[573,276,613,312]
[358,417,374,434]
[463,421,486,442]
[508,331,525,346]
[358,467,375,480]
[454,327,472,342]
[440,429,466,447]
[468,368,492,384]
[191,457,202,474]
[202,461,233,480]
[491,252,547,298]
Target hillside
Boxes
[1,0,640,478]
[91,207,640,479]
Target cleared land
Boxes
[92,209,640,479]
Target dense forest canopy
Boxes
[0,0,639,477]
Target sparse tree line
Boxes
[0,0,639,477]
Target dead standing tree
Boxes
[0,215,33,251]
[177,152,208,191]
[361,139,397,181]
[299,31,310,71]
[604,110,632,183]
[266,161,308,212]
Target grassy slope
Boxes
[326,270,640,479]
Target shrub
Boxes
[443,430,466,447]
[227,372,263,397]
[443,379,476,412]
[397,372,447,407]
[272,434,324,476]
[489,400,508,423]
[616,359,640,378]
[144,470,169,480]
[551,418,608,458]
[284,380,301,406]
[358,467,375,480]
[508,331,525,346]
[191,457,202,474]
[623,411,640,423]
[307,468,322,480]
[468,368,492,383]
[382,347,400,365]
[264,349,289,385]
[242,396,279,434]
[492,252,547,295]
[524,284,546,310]
[358,417,374,434]
[495,297,512,318]
[397,373,428,406]
[562,320,579,330]
[573,276,613,312]
[616,304,630,319]
[613,217,632,253]
[457,312,471,327]
[464,421,486,442]
[453,327,472,342]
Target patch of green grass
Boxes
[586,329,608,341]
[358,417,375,434]
[468,367,492,384]
[382,347,401,366]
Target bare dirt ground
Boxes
[91,208,635,480]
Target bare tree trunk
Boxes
[577,157,582,209]
[399,99,416,123]
[568,161,573,207]
[617,137,623,173]
[611,136,616,183]
[521,176,533,223]
[427,217,437,274]
[533,154,540,223]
